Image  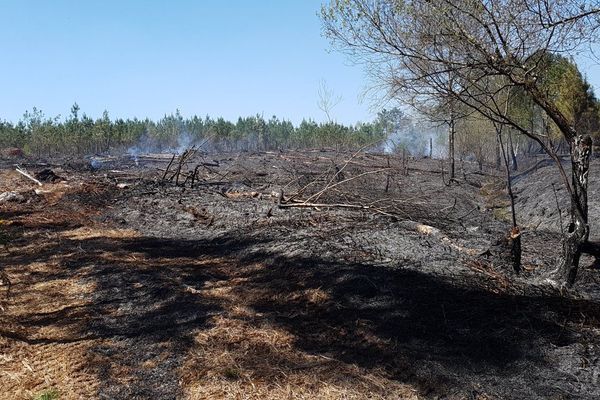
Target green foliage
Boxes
[0,105,387,156]
[514,52,600,141]
[455,113,496,165]
[32,389,59,400]
[222,367,242,380]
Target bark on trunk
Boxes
[550,135,592,286]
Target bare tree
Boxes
[321,0,600,287]
[317,79,343,122]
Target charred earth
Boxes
[1,150,600,399]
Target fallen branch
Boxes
[438,198,458,217]
[278,200,397,218]
[16,166,42,186]
[457,206,478,220]
[304,142,381,204]
[303,168,393,204]
[161,154,177,180]
[285,165,336,203]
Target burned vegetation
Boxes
[1,147,600,400]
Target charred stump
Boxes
[509,227,522,273]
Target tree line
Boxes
[0,105,391,157]
[3,50,597,167]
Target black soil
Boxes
[2,150,600,399]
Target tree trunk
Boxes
[550,135,592,286]
[429,137,433,158]
[495,134,502,170]
[498,127,521,272]
[449,118,455,181]
[509,131,518,171]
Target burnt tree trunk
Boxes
[449,118,456,181]
[523,82,596,286]
[429,137,433,158]
[550,135,593,286]
[498,126,521,272]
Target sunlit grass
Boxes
[33,389,59,400]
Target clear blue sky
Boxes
[2,1,600,126]
[0,1,373,125]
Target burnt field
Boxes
[1,150,600,399]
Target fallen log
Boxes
[278,202,374,210]
[200,161,220,167]
[15,166,42,186]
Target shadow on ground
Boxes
[230,250,600,398]
[3,224,600,399]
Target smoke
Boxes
[126,130,202,164]
[384,120,446,158]
[89,158,103,170]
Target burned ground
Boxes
[1,151,600,399]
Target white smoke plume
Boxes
[380,109,446,158]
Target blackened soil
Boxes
[1,151,600,399]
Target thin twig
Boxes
[303,168,393,204]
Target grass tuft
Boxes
[222,367,242,380]
[33,389,59,400]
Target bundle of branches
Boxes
[161,147,198,186]
[276,147,419,220]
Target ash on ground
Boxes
[1,151,599,400]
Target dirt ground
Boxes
[1,150,600,399]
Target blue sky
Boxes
[1,1,599,126]
[0,1,374,125]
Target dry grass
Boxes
[60,227,140,241]
[182,262,419,399]
[181,314,418,400]
[0,170,38,193]
[0,179,423,399]
[480,180,512,223]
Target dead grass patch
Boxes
[0,171,38,193]
[0,339,100,400]
[60,227,140,241]
[180,315,418,400]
